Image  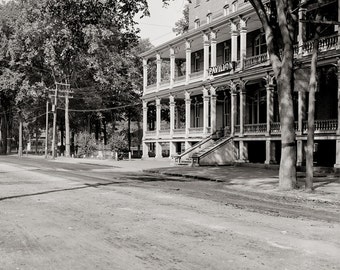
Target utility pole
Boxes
[45,100,49,158]
[65,82,71,157]
[18,111,23,158]
[51,85,58,159]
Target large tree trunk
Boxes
[306,13,322,190]
[277,74,297,190]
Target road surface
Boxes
[0,156,339,270]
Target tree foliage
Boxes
[173,4,189,35]
[0,0,153,154]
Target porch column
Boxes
[143,58,148,92]
[230,81,237,136]
[142,100,148,138]
[298,6,307,56]
[266,75,275,135]
[239,17,247,69]
[155,142,162,159]
[239,81,246,136]
[156,53,162,90]
[210,31,217,67]
[335,58,340,168]
[170,47,175,88]
[142,142,149,159]
[210,86,217,133]
[265,140,276,164]
[298,90,306,134]
[186,40,191,84]
[156,98,161,139]
[203,32,210,80]
[297,140,304,167]
[239,141,248,162]
[169,95,175,137]
[231,20,238,63]
[185,91,191,138]
[203,87,210,134]
[169,141,177,158]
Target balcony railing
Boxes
[189,127,204,134]
[302,119,338,133]
[190,70,204,81]
[159,129,170,134]
[244,123,267,134]
[244,52,269,68]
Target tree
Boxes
[247,0,298,190]
[173,4,189,35]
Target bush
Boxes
[76,132,98,157]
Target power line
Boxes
[57,102,142,112]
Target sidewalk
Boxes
[28,155,340,205]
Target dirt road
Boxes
[0,157,339,269]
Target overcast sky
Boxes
[1,0,185,47]
[136,0,186,46]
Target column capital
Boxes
[230,20,238,33]
[156,98,161,106]
[239,16,249,30]
[210,30,217,41]
[185,91,191,101]
[169,94,175,104]
[143,58,148,66]
[203,32,209,45]
[170,46,175,57]
[229,80,237,95]
[210,85,216,96]
[202,86,209,97]
[156,53,161,61]
[185,39,192,50]
[264,73,276,87]
[142,100,147,108]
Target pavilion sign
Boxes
[208,61,236,76]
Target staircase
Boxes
[191,136,235,165]
[176,134,236,166]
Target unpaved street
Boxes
[0,157,339,270]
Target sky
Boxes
[1,0,185,47]
[135,0,186,46]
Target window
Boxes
[194,100,200,127]
[232,0,238,12]
[206,12,212,24]
[194,53,200,72]
[223,43,231,63]
[223,5,230,16]
[254,33,267,55]
[194,18,200,29]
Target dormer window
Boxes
[194,18,200,29]
[206,12,212,24]
[232,0,238,12]
[223,4,230,16]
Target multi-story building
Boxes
[140,0,340,169]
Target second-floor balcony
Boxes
[143,34,339,95]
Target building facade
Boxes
[141,0,340,168]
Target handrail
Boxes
[176,134,213,160]
[193,136,233,160]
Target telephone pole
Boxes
[51,85,58,159]
[45,100,49,158]
[18,111,23,158]
[64,82,72,157]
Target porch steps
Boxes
[191,136,233,163]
